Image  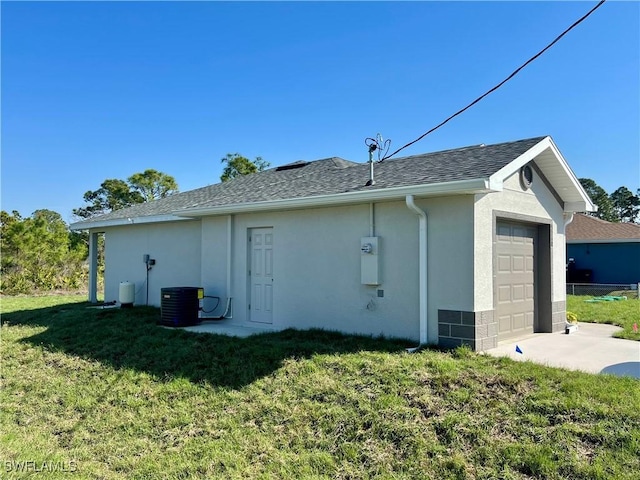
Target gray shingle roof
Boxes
[71,136,547,228]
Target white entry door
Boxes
[249,228,273,324]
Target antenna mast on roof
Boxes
[364,133,391,186]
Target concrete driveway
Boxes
[485,323,640,379]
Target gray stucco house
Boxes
[71,136,594,351]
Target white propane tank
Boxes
[119,281,135,308]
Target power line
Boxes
[380,0,607,162]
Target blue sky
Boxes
[2,1,638,222]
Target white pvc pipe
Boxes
[224,215,234,318]
[227,215,233,296]
[369,203,375,237]
[405,195,428,347]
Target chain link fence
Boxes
[566,283,639,299]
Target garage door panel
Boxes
[498,255,511,272]
[512,284,525,301]
[513,313,525,330]
[525,312,534,328]
[526,255,534,272]
[498,285,511,303]
[498,315,512,333]
[526,284,534,300]
[496,221,536,341]
[512,255,525,272]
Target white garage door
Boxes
[496,222,536,340]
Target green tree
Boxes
[579,178,616,222]
[610,186,640,223]
[0,210,24,277]
[73,171,178,219]
[73,179,142,219]
[128,169,178,202]
[0,209,88,294]
[220,153,270,182]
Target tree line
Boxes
[1,209,88,294]
[579,179,640,223]
[1,155,268,294]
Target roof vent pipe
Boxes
[405,195,428,351]
[366,144,376,186]
[364,134,391,187]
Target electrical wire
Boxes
[380,0,607,162]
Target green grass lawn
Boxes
[567,295,640,341]
[1,296,639,479]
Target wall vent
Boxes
[276,161,310,171]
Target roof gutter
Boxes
[69,178,494,230]
[69,214,195,231]
[177,178,493,218]
[405,195,428,350]
[567,238,640,244]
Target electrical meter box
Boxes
[361,237,380,285]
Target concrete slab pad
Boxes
[484,322,640,379]
[163,320,276,338]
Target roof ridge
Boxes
[71,135,567,229]
[390,135,548,162]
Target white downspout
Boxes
[227,215,233,297]
[563,212,575,304]
[563,212,574,229]
[405,195,428,349]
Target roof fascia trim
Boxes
[546,137,596,213]
[489,136,552,182]
[70,214,194,231]
[567,238,640,244]
[564,201,591,213]
[489,136,596,213]
[177,178,493,218]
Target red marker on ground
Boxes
[633,323,638,334]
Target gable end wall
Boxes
[466,166,566,350]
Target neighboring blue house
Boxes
[566,214,640,285]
